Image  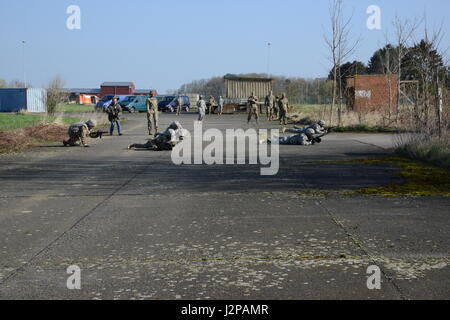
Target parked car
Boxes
[119,95,138,112]
[95,95,129,112]
[121,95,149,113]
[158,95,190,112]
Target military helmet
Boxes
[305,128,315,135]
[318,120,326,126]
[169,121,181,130]
[85,119,97,127]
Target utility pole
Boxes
[266,42,271,76]
[22,40,26,87]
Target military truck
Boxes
[222,75,273,114]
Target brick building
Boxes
[100,82,136,96]
[346,75,398,112]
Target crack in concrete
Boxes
[317,200,408,300]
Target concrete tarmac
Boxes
[0,113,448,299]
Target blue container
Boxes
[0,88,47,113]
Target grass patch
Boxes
[290,104,327,114]
[296,157,450,197]
[56,104,96,113]
[331,124,403,133]
[396,139,450,170]
[355,157,450,197]
[0,113,81,131]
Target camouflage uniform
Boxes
[146,94,159,135]
[64,122,90,147]
[128,121,187,151]
[218,96,225,115]
[176,96,183,115]
[273,96,279,119]
[264,92,276,120]
[275,133,312,145]
[278,94,289,125]
[207,96,216,114]
[247,93,259,123]
[197,97,206,121]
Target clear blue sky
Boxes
[0,0,448,93]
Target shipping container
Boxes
[223,75,273,113]
[0,88,47,113]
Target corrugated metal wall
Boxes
[26,88,47,113]
[0,88,47,113]
[225,79,272,100]
[0,89,27,112]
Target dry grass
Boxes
[288,108,400,130]
[395,132,450,169]
[0,122,67,153]
[0,112,108,153]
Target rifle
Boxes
[90,130,108,139]
[311,128,335,144]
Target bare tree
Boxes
[8,80,30,88]
[46,75,66,115]
[324,0,360,126]
[392,16,421,122]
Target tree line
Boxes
[174,44,447,109]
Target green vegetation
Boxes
[356,157,450,197]
[396,140,450,170]
[331,124,403,133]
[56,104,96,113]
[0,113,80,131]
[290,104,327,113]
[299,157,450,197]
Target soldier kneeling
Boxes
[128,121,188,151]
[63,120,99,147]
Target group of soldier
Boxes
[63,96,124,147]
[63,89,328,149]
[247,91,289,125]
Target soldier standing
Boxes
[197,95,207,122]
[273,95,279,120]
[264,90,276,121]
[176,95,183,115]
[278,93,289,125]
[218,96,225,115]
[107,97,123,136]
[146,90,159,136]
[207,95,216,114]
[247,92,259,124]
